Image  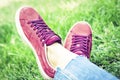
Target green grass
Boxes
[0,0,120,79]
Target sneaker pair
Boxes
[15,7,92,79]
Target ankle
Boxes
[47,43,78,69]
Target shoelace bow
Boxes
[70,35,90,56]
[28,19,55,44]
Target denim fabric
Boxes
[54,56,118,80]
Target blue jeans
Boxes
[54,56,118,80]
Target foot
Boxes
[15,7,61,79]
[64,21,92,58]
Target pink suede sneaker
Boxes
[15,7,61,79]
[64,21,92,58]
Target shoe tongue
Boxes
[75,51,86,56]
[46,35,61,46]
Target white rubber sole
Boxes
[15,6,52,79]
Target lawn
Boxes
[0,0,120,79]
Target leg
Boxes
[47,43,118,80]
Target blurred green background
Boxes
[0,0,120,79]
